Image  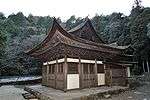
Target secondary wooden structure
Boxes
[26,17,133,91]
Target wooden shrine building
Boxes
[26,17,133,91]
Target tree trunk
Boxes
[143,61,145,73]
[146,60,149,73]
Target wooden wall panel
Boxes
[105,64,127,86]
[56,74,65,90]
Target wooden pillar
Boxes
[94,59,98,86]
[146,60,149,73]
[46,64,49,74]
[110,68,112,87]
[104,62,110,86]
[78,57,82,88]
[143,61,145,73]
[42,64,46,86]
[55,58,58,89]
[105,63,112,87]
[87,64,90,88]
[104,63,106,85]
[64,55,68,91]
[127,67,131,77]
[46,63,49,86]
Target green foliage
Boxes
[0,12,6,20]
[0,30,6,55]
[0,29,6,72]
[0,12,52,76]
[65,15,76,30]
[65,15,83,30]
[1,1,150,75]
[8,12,29,27]
[92,14,109,34]
[130,7,150,59]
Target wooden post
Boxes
[55,58,58,89]
[147,60,149,73]
[110,69,112,87]
[87,64,90,88]
[46,64,49,74]
[42,64,44,84]
[143,61,145,73]
[78,57,82,89]
[103,60,107,86]
[94,59,98,86]
[46,63,49,86]
[64,55,68,91]
[127,67,131,77]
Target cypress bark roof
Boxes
[68,17,104,43]
[25,18,130,62]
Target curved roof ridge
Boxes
[50,18,128,50]
[26,17,129,55]
[26,17,57,54]
[67,17,88,33]
[67,17,105,43]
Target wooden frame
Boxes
[42,57,130,91]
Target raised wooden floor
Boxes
[24,85,128,100]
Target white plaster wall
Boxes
[43,62,48,65]
[67,58,79,63]
[98,74,105,85]
[97,61,103,64]
[58,58,65,63]
[43,58,103,65]
[67,74,79,90]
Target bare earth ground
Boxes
[0,83,150,100]
[102,82,150,100]
[0,85,27,100]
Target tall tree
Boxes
[8,12,29,27]
[0,12,6,20]
[0,30,6,71]
[133,0,142,8]
[65,15,76,30]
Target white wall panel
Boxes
[98,74,105,85]
[67,74,79,89]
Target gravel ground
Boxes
[0,83,150,100]
[102,82,150,100]
[0,85,27,100]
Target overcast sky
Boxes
[0,0,150,20]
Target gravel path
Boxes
[102,83,150,100]
[0,85,27,100]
